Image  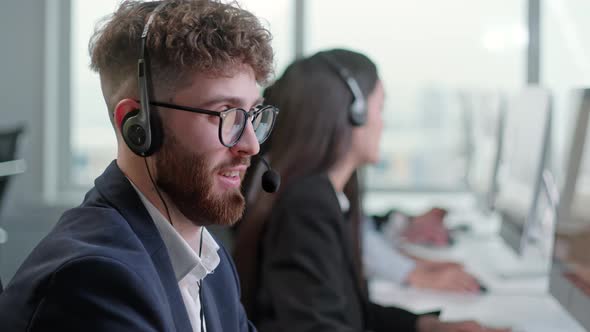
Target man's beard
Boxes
[154,133,248,227]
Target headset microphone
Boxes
[256,156,280,193]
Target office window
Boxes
[68,0,294,187]
[70,0,120,186]
[306,0,526,191]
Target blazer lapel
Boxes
[94,161,192,332]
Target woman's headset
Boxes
[317,52,368,127]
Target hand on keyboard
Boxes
[406,261,484,293]
[403,208,450,247]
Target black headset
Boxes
[122,9,209,328]
[318,52,368,126]
[121,3,165,157]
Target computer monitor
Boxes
[495,87,552,249]
[446,88,550,239]
[557,88,590,231]
[462,91,506,214]
[549,88,590,330]
[486,169,559,279]
[550,228,590,330]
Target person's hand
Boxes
[417,315,511,332]
[416,260,462,270]
[402,208,449,247]
[406,262,481,293]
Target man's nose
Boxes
[230,121,260,157]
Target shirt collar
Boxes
[129,180,220,282]
[336,191,350,213]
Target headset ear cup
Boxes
[317,51,368,127]
[121,109,155,157]
[349,95,367,126]
[121,109,139,130]
[349,103,366,126]
[121,109,143,150]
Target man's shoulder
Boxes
[0,241,169,332]
[53,203,139,252]
[15,201,152,286]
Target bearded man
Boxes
[0,1,277,331]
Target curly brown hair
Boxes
[89,0,274,125]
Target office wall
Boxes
[0,1,69,283]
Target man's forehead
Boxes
[199,94,264,105]
[174,66,262,107]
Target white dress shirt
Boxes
[362,217,416,284]
[335,192,415,284]
[131,181,220,332]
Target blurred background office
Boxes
[1,0,590,330]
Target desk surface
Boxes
[370,280,585,332]
[0,160,24,244]
[401,235,549,294]
[368,208,585,332]
[0,159,26,177]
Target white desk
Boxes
[400,234,548,294]
[0,159,26,177]
[370,280,585,332]
[0,159,24,244]
[369,230,585,331]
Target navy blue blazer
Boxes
[0,161,256,332]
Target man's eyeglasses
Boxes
[148,101,279,148]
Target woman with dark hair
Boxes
[234,49,508,332]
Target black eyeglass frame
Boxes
[147,100,279,148]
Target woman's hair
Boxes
[234,49,379,317]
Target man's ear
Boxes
[114,99,141,132]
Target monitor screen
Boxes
[492,170,559,279]
[495,88,552,226]
[464,92,505,213]
[550,155,590,330]
[557,88,590,230]
[548,88,590,330]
